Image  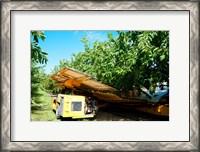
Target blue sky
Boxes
[38,31,119,74]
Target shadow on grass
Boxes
[31,106,41,111]
[31,105,44,113]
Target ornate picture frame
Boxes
[1,1,199,151]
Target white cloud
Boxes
[73,31,108,42]
[86,31,107,42]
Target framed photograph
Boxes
[1,1,199,151]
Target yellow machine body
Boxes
[52,94,94,119]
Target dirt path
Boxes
[95,108,168,121]
[59,107,169,121]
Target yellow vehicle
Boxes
[51,67,169,118]
[52,94,98,119]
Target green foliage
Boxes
[31,31,48,64]
[70,31,169,91]
[41,73,62,94]
[31,61,47,103]
[31,31,48,103]
[51,59,71,74]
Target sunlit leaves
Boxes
[31,31,48,64]
[160,55,165,61]
[68,31,169,91]
[31,31,46,42]
[31,31,48,103]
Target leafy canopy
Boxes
[31,31,48,103]
[69,31,169,91]
[31,31,48,64]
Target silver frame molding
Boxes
[1,1,199,151]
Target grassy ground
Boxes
[31,89,59,121]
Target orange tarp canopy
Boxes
[51,67,149,102]
[51,67,116,92]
